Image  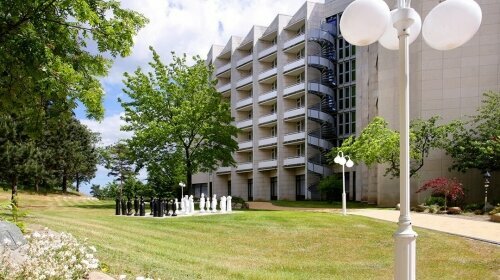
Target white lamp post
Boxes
[334,151,354,216]
[179,182,185,198]
[340,0,482,279]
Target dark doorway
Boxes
[247,179,253,201]
[270,177,278,200]
[295,175,305,201]
[227,180,231,196]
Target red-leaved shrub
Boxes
[416,177,464,210]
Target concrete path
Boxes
[248,202,500,244]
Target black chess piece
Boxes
[126,198,132,216]
[153,198,159,217]
[159,198,164,217]
[121,198,127,215]
[134,196,139,216]
[165,200,171,216]
[149,197,154,215]
[171,200,177,217]
[115,197,121,215]
[139,196,145,216]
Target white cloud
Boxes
[80,113,132,146]
[103,0,323,85]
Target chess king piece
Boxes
[199,193,206,213]
[220,196,227,213]
[139,196,146,216]
[212,194,217,213]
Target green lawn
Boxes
[271,200,379,209]
[2,191,499,279]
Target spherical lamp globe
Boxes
[338,156,347,166]
[334,155,341,164]
[339,0,391,46]
[422,0,482,50]
[378,8,422,50]
[346,158,354,168]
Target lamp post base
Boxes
[394,223,418,280]
[342,192,347,216]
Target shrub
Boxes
[428,204,441,213]
[425,196,445,207]
[489,204,500,215]
[318,175,342,203]
[231,196,245,205]
[416,177,464,211]
[0,229,99,279]
[464,203,484,212]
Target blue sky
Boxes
[76,0,321,194]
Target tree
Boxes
[329,116,459,178]
[0,0,147,120]
[121,49,238,193]
[318,175,343,203]
[100,141,136,197]
[416,177,464,210]
[446,91,500,173]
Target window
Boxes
[297,48,305,59]
[270,177,278,200]
[271,125,277,137]
[296,143,305,157]
[227,181,231,196]
[296,120,304,132]
[248,153,253,162]
[295,175,305,200]
[271,148,277,160]
[247,131,252,140]
[271,80,277,91]
[247,179,253,201]
[271,103,277,114]
[296,96,305,108]
[271,57,277,68]
[296,72,305,83]
[248,110,252,119]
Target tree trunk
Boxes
[76,174,80,192]
[62,174,68,193]
[35,178,39,193]
[186,161,192,196]
[11,175,18,202]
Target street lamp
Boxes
[340,0,482,279]
[334,151,354,216]
[179,182,186,198]
[483,171,491,212]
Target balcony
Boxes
[284,107,305,120]
[258,113,277,126]
[258,45,277,59]
[258,67,277,82]
[283,58,305,73]
[236,162,253,173]
[258,136,277,148]
[283,82,305,98]
[284,156,306,167]
[284,34,305,50]
[258,90,277,104]
[216,166,231,174]
[236,119,253,130]
[236,54,253,69]
[217,83,231,94]
[236,75,253,89]
[258,160,277,170]
[236,97,253,110]
[284,131,305,143]
[238,140,253,151]
[215,62,231,76]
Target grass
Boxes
[271,200,378,209]
[1,191,499,279]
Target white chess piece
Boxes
[189,195,195,214]
[175,198,179,213]
[206,196,211,212]
[220,196,227,212]
[212,194,217,213]
[227,196,232,212]
[184,195,189,213]
[199,193,205,213]
[180,197,185,213]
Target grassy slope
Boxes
[1,191,499,280]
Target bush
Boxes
[231,196,245,205]
[318,176,342,203]
[416,177,464,210]
[0,229,99,279]
[425,196,445,207]
[489,204,500,215]
[464,203,484,212]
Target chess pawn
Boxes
[220,196,227,213]
[134,196,139,216]
[212,194,217,213]
[200,193,206,213]
[139,196,146,216]
[227,196,232,212]
[206,196,211,212]
[172,199,178,216]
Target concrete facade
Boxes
[193,0,500,206]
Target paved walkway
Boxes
[248,202,500,244]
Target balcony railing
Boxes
[238,140,253,150]
[284,131,306,143]
[283,58,305,73]
[258,112,277,125]
[216,166,231,174]
[284,156,306,167]
[284,33,305,50]
[236,97,253,109]
[258,136,278,147]
[258,45,277,59]
[284,107,305,119]
[284,82,306,97]
[215,62,231,76]
[236,75,252,88]
[258,159,277,170]
[236,119,253,129]
[258,90,277,104]
[236,162,253,172]
[217,83,231,93]
[258,67,277,81]
[237,54,253,68]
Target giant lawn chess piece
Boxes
[121,198,127,215]
[134,196,139,216]
[172,199,178,216]
[139,196,145,216]
[165,199,171,216]
[189,195,194,214]
[159,198,164,217]
[115,197,121,215]
[220,196,227,213]
[126,198,132,216]
[227,196,232,212]
[153,198,159,217]
[206,196,211,212]
[200,193,206,213]
[149,197,154,215]
[184,195,189,213]
[212,194,217,213]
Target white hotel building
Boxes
[192,0,500,206]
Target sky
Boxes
[77,0,323,194]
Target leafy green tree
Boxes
[121,49,238,193]
[0,0,147,120]
[318,175,343,203]
[329,116,458,178]
[101,141,136,197]
[446,91,500,173]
